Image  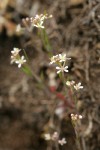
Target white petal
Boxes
[11,51,14,54]
[15,61,19,64]
[41,26,44,28]
[80,86,83,89]
[49,62,53,65]
[78,82,81,86]
[21,56,24,60]
[57,70,61,74]
[65,66,68,69]
[18,64,21,68]
[23,60,26,62]
[64,69,68,72]
[56,66,60,70]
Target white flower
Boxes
[58,138,67,145]
[44,133,51,140]
[30,14,44,28]
[79,115,83,119]
[50,53,71,65]
[71,114,77,121]
[30,14,52,29]
[11,48,21,64]
[59,53,66,62]
[49,55,60,65]
[11,48,21,56]
[59,53,71,62]
[11,55,17,64]
[66,80,75,86]
[74,82,83,90]
[15,56,26,68]
[71,114,83,121]
[34,19,44,28]
[56,66,68,74]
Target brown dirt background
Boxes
[0,0,100,150]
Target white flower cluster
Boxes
[66,81,83,90]
[56,66,68,74]
[11,48,26,68]
[74,82,83,90]
[50,53,71,74]
[30,14,52,28]
[44,132,67,146]
[16,14,52,32]
[66,80,75,86]
[71,113,83,121]
[50,53,71,65]
[58,138,67,146]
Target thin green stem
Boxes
[71,120,82,150]
[39,28,52,54]
[22,49,29,61]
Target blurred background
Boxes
[0,0,100,150]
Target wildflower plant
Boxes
[11,47,33,76]
[16,13,52,51]
[44,132,67,146]
[11,13,84,150]
[16,14,52,31]
[11,48,21,64]
[30,14,52,29]
[15,56,26,68]
[50,53,71,76]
